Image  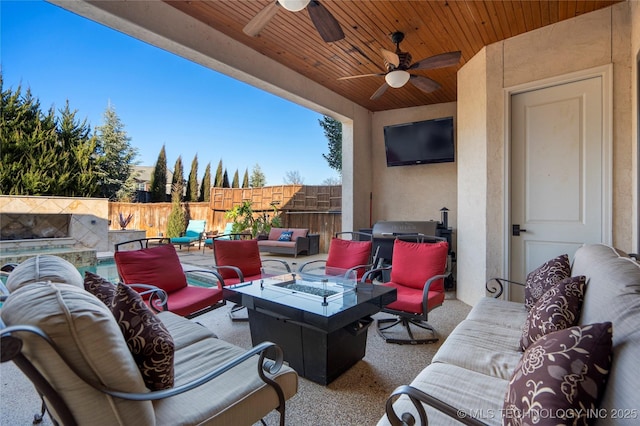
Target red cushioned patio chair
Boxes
[114,238,225,318]
[211,237,291,321]
[298,231,377,280]
[362,236,449,344]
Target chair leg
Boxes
[229,304,249,322]
[376,317,438,345]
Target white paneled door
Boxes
[510,75,608,301]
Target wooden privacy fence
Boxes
[109,185,342,253]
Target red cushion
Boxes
[325,238,372,279]
[390,239,448,291]
[382,283,446,314]
[213,239,262,280]
[115,244,187,294]
[161,286,223,317]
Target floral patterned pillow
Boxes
[520,275,587,351]
[504,322,612,426]
[83,271,117,306]
[525,254,571,310]
[111,283,175,390]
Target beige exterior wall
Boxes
[457,2,635,305]
[370,102,457,242]
[632,0,640,252]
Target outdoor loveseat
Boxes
[0,255,298,426]
[379,243,640,425]
[257,227,319,257]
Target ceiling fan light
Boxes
[279,0,310,12]
[385,70,410,88]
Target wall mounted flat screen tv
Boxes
[384,117,455,167]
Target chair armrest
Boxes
[295,235,310,252]
[485,277,525,298]
[1,325,288,404]
[261,259,291,273]
[297,259,327,273]
[126,284,169,313]
[184,269,225,290]
[361,266,391,283]
[210,265,244,283]
[385,385,488,426]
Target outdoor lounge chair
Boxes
[0,255,298,426]
[362,236,449,344]
[170,219,206,251]
[114,238,225,318]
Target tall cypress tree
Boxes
[199,163,211,202]
[150,145,167,202]
[186,154,198,202]
[171,156,184,201]
[231,169,240,188]
[242,168,250,188]
[222,169,230,188]
[214,159,223,187]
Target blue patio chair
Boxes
[170,220,206,251]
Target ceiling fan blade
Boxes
[338,73,385,81]
[307,0,344,42]
[243,1,279,37]
[409,51,462,71]
[370,82,389,100]
[409,75,441,93]
[380,48,400,68]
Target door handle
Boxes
[512,224,528,236]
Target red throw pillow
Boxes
[325,238,372,279]
[114,244,187,294]
[390,240,448,291]
[213,239,262,280]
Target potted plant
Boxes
[224,201,281,238]
[117,212,134,230]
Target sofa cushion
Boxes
[520,275,586,351]
[84,271,117,306]
[278,231,293,241]
[111,283,175,390]
[525,254,571,310]
[115,243,187,294]
[504,322,613,426]
[213,239,262,280]
[290,228,308,241]
[6,254,84,292]
[390,240,449,291]
[268,227,289,241]
[466,297,528,329]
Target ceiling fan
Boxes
[339,31,462,100]
[243,0,344,43]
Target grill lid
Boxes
[371,221,438,239]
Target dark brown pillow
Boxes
[111,283,175,390]
[83,271,117,306]
[504,322,612,426]
[525,254,571,310]
[520,275,586,351]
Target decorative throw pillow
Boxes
[110,283,175,391]
[278,231,293,242]
[84,271,117,306]
[520,275,586,351]
[504,322,612,426]
[525,254,571,310]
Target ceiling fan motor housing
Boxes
[385,52,412,72]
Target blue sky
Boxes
[1,0,339,185]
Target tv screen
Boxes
[383,117,455,167]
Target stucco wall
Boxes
[457,2,635,306]
[632,0,640,252]
[370,103,457,235]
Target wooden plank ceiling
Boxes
[165,1,620,112]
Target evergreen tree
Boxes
[171,156,184,201]
[222,169,230,188]
[249,164,266,187]
[199,162,211,202]
[166,183,186,238]
[242,169,250,188]
[94,103,139,200]
[231,169,239,188]
[214,159,223,187]
[150,145,168,202]
[186,154,199,202]
[319,116,342,173]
